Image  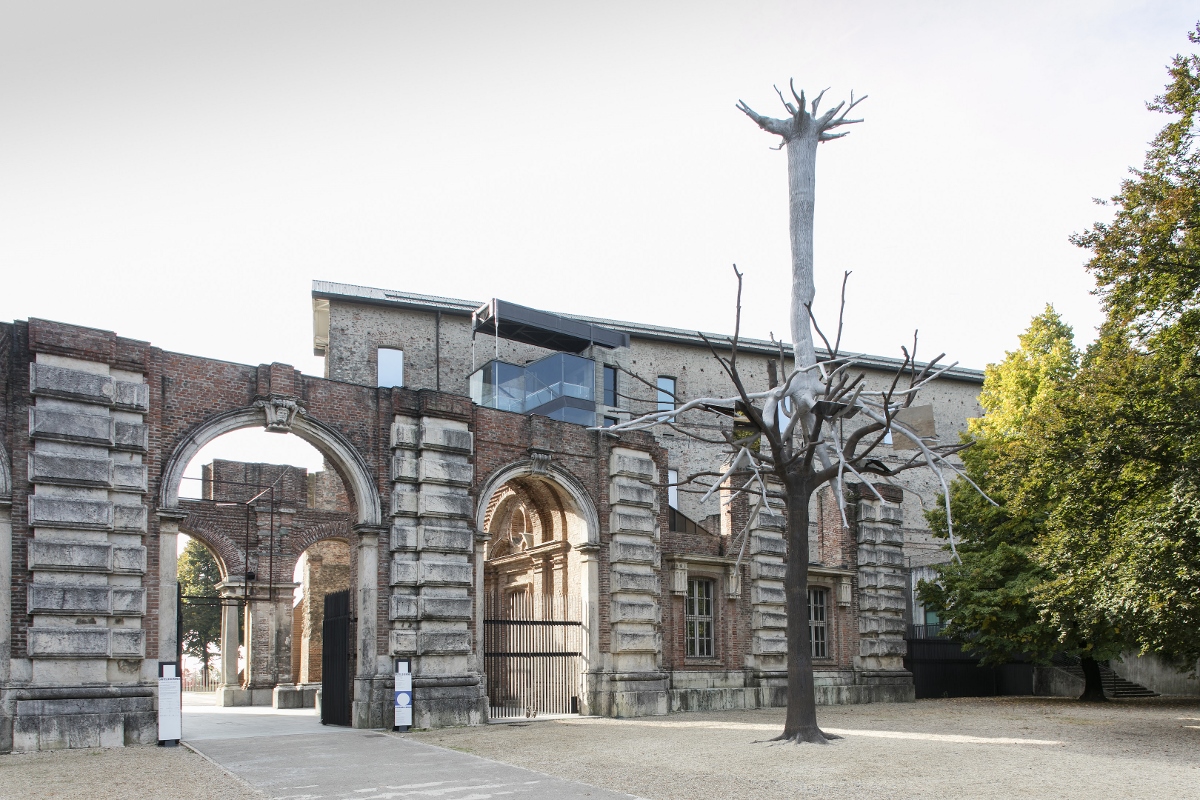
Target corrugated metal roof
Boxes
[311,279,985,383]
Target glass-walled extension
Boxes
[470,352,596,425]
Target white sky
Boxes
[4,1,1195,391]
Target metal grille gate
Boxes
[484,596,582,719]
[321,589,353,726]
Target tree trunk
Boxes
[777,476,835,743]
[1079,655,1107,702]
[785,132,822,408]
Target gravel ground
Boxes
[410,697,1200,800]
[0,743,261,800]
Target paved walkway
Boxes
[182,700,639,800]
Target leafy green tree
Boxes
[920,307,1100,688]
[178,537,222,676]
[925,24,1200,698]
[1040,22,1200,672]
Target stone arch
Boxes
[158,406,382,527]
[474,460,599,548]
[179,514,241,579]
[289,520,352,557]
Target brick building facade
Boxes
[0,282,982,752]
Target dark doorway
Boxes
[321,589,353,726]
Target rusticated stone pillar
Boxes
[746,507,788,703]
[853,487,915,702]
[387,413,485,728]
[600,447,667,717]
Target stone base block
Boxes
[9,693,155,753]
[273,684,319,709]
[586,672,669,718]
[353,675,394,729]
[217,686,274,707]
[411,679,485,729]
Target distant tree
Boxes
[178,538,222,676]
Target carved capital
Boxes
[255,395,304,433]
[529,450,551,475]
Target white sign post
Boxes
[394,660,412,732]
[158,662,182,745]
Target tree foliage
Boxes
[1040,23,1200,667]
[924,25,1200,681]
[920,306,1079,665]
[178,537,222,673]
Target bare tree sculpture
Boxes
[600,84,979,744]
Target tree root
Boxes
[769,726,842,745]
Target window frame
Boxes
[376,347,405,388]
[657,376,677,419]
[685,576,716,659]
[603,365,618,407]
[808,586,829,659]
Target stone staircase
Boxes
[1052,655,1158,698]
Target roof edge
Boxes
[311,279,985,383]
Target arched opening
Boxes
[166,425,358,716]
[290,537,352,691]
[177,535,229,697]
[476,463,599,719]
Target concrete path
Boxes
[182,702,640,800]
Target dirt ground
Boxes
[0,743,261,800]
[410,697,1200,800]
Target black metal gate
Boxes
[321,589,353,726]
[905,633,1034,699]
[484,614,582,719]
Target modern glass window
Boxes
[667,468,679,510]
[377,348,404,388]
[603,365,617,407]
[809,587,828,658]
[602,416,619,427]
[657,376,676,414]
[685,578,714,658]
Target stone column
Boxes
[576,543,600,714]
[603,447,667,717]
[854,490,915,701]
[215,578,245,706]
[473,530,489,677]
[352,522,383,727]
[156,511,186,671]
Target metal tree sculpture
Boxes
[601,84,979,744]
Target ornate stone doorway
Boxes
[478,467,595,718]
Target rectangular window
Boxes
[377,348,404,388]
[602,416,619,427]
[685,578,714,658]
[603,365,617,407]
[808,588,828,658]
[667,468,679,510]
[657,376,676,415]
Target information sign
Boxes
[394,660,412,731]
[158,662,182,745]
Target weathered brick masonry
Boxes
[2,295,942,752]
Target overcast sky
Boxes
[4,2,1196,471]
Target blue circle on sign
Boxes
[394,691,412,707]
